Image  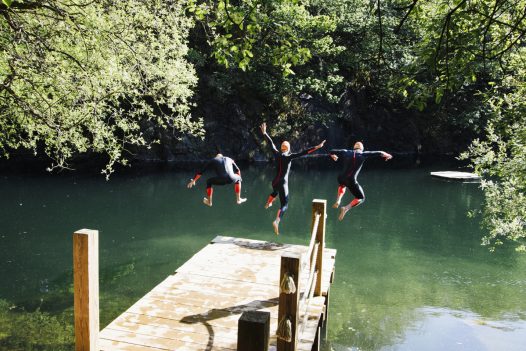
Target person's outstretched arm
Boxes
[260,123,279,154]
[328,148,348,161]
[187,160,210,188]
[290,139,326,159]
[363,151,393,161]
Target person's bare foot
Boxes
[237,197,247,204]
[265,201,273,209]
[332,201,340,209]
[338,205,350,221]
[203,197,212,207]
[272,219,280,235]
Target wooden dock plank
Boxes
[106,313,239,340]
[145,289,278,311]
[126,297,279,327]
[99,236,336,351]
[99,338,169,351]
[186,241,334,268]
[104,313,281,346]
[103,323,238,349]
[100,329,236,351]
[174,253,335,291]
[156,273,281,299]
[175,255,335,287]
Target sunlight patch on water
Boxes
[384,306,526,351]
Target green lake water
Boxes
[1,158,525,350]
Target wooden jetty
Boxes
[430,171,480,181]
[73,199,336,351]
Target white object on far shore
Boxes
[430,171,481,181]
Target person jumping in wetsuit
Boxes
[260,123,326,235]
[187,154,247,206]
[329,142,392,221]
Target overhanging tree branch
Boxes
[394,0,418,34]
[434,0,468,72]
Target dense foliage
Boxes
[460,54,526,252]
[396,0,526,251]
[0,0,203,177]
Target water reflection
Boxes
[0,160,525,350]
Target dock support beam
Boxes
[73,229,99,351]
[237,311,270,351]
[277,254,301,351]
[312,199,326,296]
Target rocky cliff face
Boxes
[3,88,477,171]
[135,88,477,163]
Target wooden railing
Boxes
[238,199,327,351]
[277,199,326,351]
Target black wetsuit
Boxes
[264,133,317,219]
[329,149,383,200]
[196,155,241,189]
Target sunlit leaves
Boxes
[189,0,335,76]
[0,0,203,177]
[393,0,526,108]
[460,49,526,251]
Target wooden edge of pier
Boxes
[73,199,337,351]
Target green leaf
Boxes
[2,0,13,7]
[435,89,443,104]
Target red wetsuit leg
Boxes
[234,182,241,194]
[350,198,363,208]
[338,185,346,196]
[206,187,213,197]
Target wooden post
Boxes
[321,287,330,340]
[312,318,322,351]
[237,311,270,351]
[311,199,326,296]
[73,229,99,351]
[277,254,301,351]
